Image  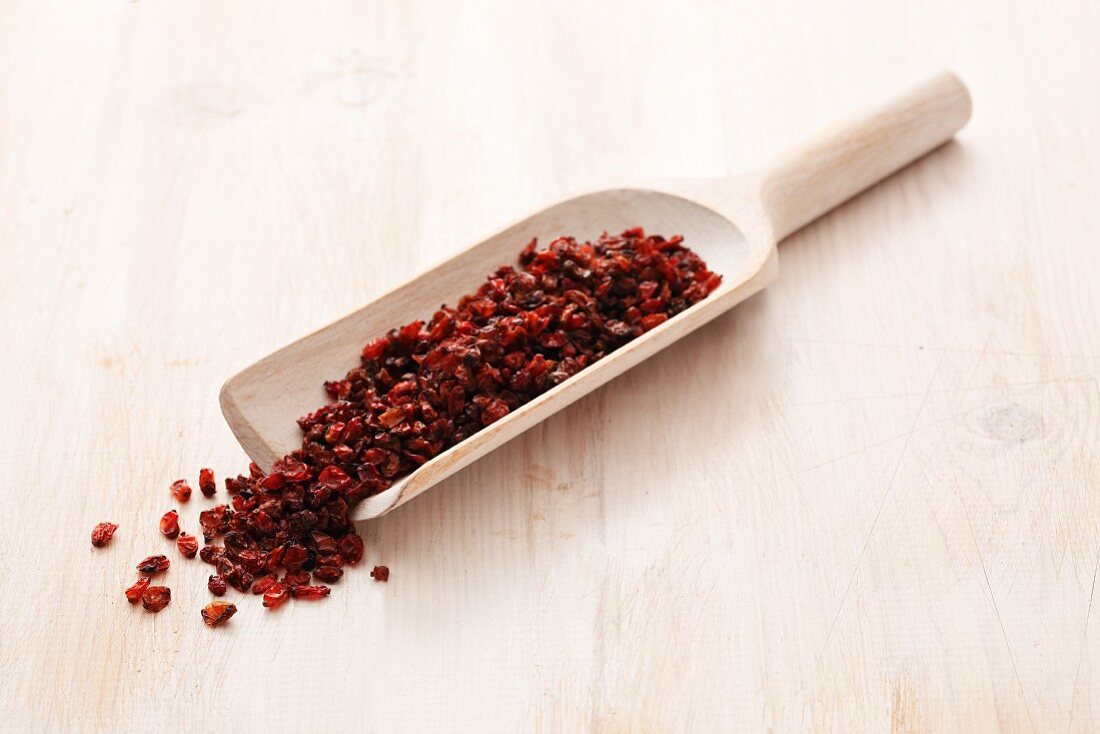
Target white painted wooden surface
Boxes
[1,2,1097,731]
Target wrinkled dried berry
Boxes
[282,570,310,587]
[290,584,330,600]
[338,535,364,565]
[200,601,237,627]
[136,555,170,574]
[177,532,198,559]
[159,510,179,539]
[170,479,192,502]
[199,545,225,565]
[91,522,119,548]
[313,565,343,584]
[371,565,389,582]
[251,574,278,595]
[262,582,290,609]
[198,468,216,497]
[227,567,254,593]
[125,577,150,604]
[198,505,230,543]
[141,586,171,612]
[208,574,227,596]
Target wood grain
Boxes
[2,1,1098,731]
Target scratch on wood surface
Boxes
[1068,507,1100,732]
[955,481,1038,732]
[821,362,940,656]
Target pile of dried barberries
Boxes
[95,229,719,625]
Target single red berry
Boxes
[316,553,345,568]
[136,555,170,574]
[125,577,150,604]
[227,567,254,593]
[141,586,171,612]
[371,565,390,582]
[199,545,225,565]
[289,584,330,600]
[313,565,343,583]
[282,570,310,587]
[170,479,192,502]
[91,522,119,548]
[198,468,216,497]
[251,574,278,595]
[200,601,237,627]
[177,532,198,558]
[282,544,309,571]
[338,535,364,565]
[208,575,227,596]
[159,510,180,539]
[262,582,290,609]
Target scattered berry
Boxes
[141,586,171,612]
[91,522,119,548]
[200,601,237,627]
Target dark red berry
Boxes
[208,575,227,596]
[313,565,343,583]
[91,522,118,548]
[198,468,216,497]
[177,532,198,558]
[290,584,330,600]
[263,582,290,609]
[282,570,310,587]
[199,545,225,565]
[170,479,192,502]
[125,577,150,604]
[159,510,179,539]
[200,601,237,627]
[251,574,278,595]
[136,555,170,574]
[141,586,171,612]
[227,567,254,593]
[338,535,364,565]
[371,565,389,582]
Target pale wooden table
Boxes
[2,2,1098,731]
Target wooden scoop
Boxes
[221,70,971,520]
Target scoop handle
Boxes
[758,70,971,241]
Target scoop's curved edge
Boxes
[219,372,281,471]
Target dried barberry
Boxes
[251,574,278,595]
[125,577,150,604]
[170,479,192,502]
[338,535,364,565]
[262,582,290,609]
[91,522,119,548]
[199,545,225,565]
[290,584,330,600]
[198,467,216,497]
[371,565,389,582]
[136,555,170,574]
[227,567,254,593]
[208,574,227,596]
[282,570,310,587]
[159,510,180,539]
[141,586,171,612]
[177,532,198,558]
[198,505,230,543]
[200,601,237,627]
[313,565,343,583]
